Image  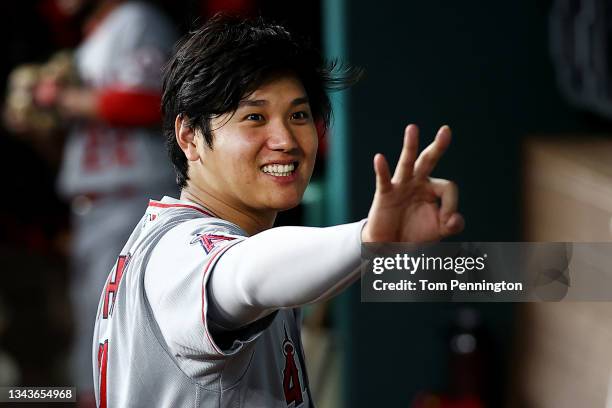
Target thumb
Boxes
[441,213,465,237]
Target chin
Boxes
[275,200,302,211]
[270,194,303,211]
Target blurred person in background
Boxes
[4,0,178,405]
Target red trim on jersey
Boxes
[148,200,216,217]
[98,340,109,408]
[97,88,162,126]
[200,241,243,355]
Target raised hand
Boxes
[361,124,464,243]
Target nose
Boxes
[266,120,299,152]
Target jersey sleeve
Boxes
[207,221,367,329]
[145,217,272,372]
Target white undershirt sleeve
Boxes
[208,220,367,329]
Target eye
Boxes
[244,113,264,121]
[291,111,310,121]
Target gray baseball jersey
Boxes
[64,1,178,394]
[93,197,312,407]
[57,1,177,198]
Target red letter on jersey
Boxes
[98,340,109,408]
[282,334,303,406]
[83,126,101,172]
[103,255,129,319]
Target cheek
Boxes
[298,124,319,153]
[303,132,318,166]
[217,132,263,173]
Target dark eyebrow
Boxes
[237,96,309,108]
[238,99,267,107]
[291,96,309,106]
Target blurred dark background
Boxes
[339,1,612,407]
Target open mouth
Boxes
[260,161,299,177]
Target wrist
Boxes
[360,220,371,243]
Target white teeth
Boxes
[261,162,295,176]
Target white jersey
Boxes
[57,1,178,197]
[93,197,313,407]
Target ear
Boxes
[175,114,200,161]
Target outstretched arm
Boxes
[208,124,464,330]
[208,221,365,330]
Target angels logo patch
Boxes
[190,233,236,254]
[282,327,304,407]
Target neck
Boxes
[180,186,276,236]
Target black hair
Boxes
[162,14,362,188]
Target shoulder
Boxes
[109,1,168,25]
[151,216,246,262]
[143,213,246,303]
[144,197,247,258]
[104,1,177,43]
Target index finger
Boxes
[413,125,452,178]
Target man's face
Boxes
[193,75,318,214]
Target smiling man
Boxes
[92,15,464,408]
[177,76,318,234]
